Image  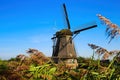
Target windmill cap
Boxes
[56,29,73,37]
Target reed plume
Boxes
[88,43,120,60]
[97,14,120,43]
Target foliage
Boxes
[28,64,56,80]
[1,48,120,80]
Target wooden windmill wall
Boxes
[58,35,76,58]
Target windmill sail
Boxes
[63,3,71,29]
[73,21,97,34]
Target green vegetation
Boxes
[0,48,120,80]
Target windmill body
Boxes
[53,29,76,57]
[52,29,78,68]
[51,4,97,69]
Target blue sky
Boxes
[0,0,120,59]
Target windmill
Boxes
[51,3,97,68]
